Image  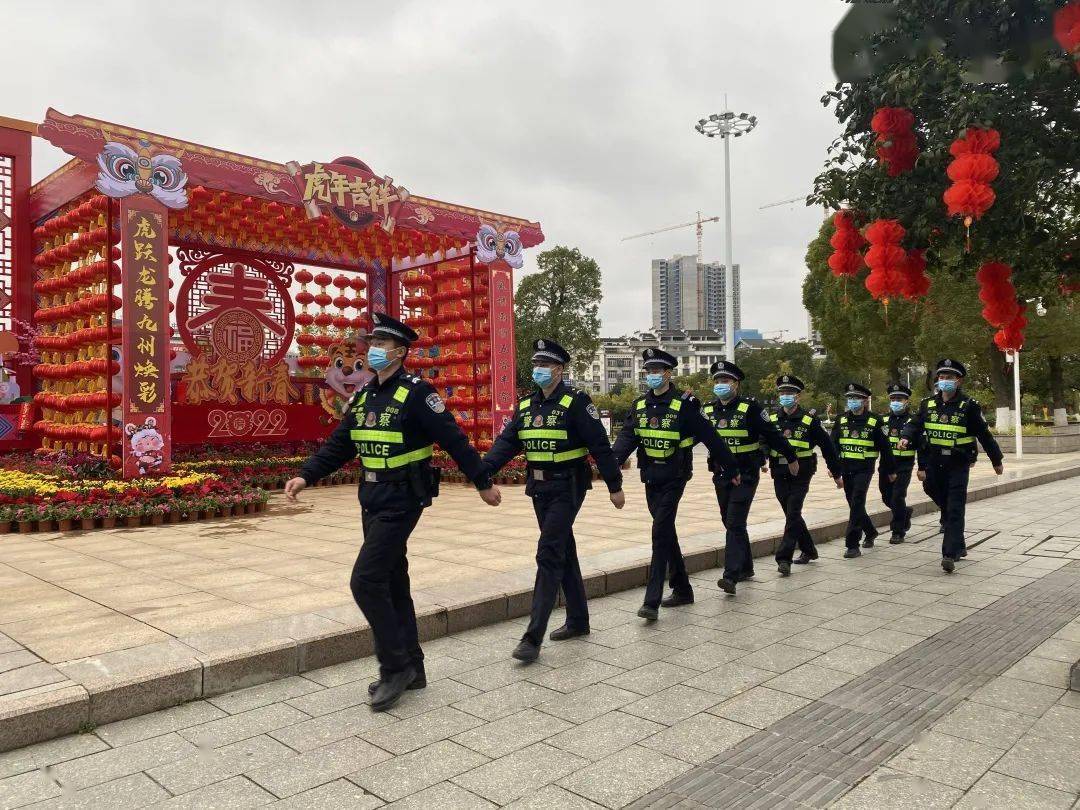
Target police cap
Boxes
[532,338,571,365]
[642,348,676,369]
[844,381,872,398]
[776,374,805,392]
[370,312,418,345]
[709,360,745,381]
[934,358,966,378]
[886,382,912,398]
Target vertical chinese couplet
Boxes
[486,258,516,436]
[120,196,172,478]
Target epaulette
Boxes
[808,408,817,416]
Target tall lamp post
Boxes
[695,107,757,361]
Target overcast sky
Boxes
[2,0,847,340]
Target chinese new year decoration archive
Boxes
[21,109,543,476]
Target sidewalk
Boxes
[1,451,1078,754]
[1,477,1078,808]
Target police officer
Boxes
[484,339,625,662]
[705,360,797,595]
[832,382,896,558]
[898,358,1004,573]
[880,383,918,543]
[612,348,738,620]
[286,313,501,712]
[768,374,843,576]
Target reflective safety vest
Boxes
[886,414,916,457]
[837,414,880,460]
[633,396,694,460]
[703,400,760,454]
[517,392,589,465]
[349,384,434,470]
[768,411,815,458]
[924,397,974,450]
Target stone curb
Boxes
[2,462,1078,753]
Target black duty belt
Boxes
[362,468,410,483]
[528,467,575,482]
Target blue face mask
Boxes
[936,379,958,394]
[889,400,907,414]
[846,398,863,412]
[645,373,665,389]
[367,346,395,371]
[713,383,734,399]
[532,367,553,387]
[778,394,797,409]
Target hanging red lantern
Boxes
[900,249,931,300]
[295,291,315,306]
[828,210,865,278]
[943,127,1000,249]
[1054,1,1080,72]
[349,276,367,291]
[295,312,314,327]
[975,262,1020,328]
[863,219,907,313]
[295,269,314,285]
[994,304,1027,352]
[870,107,919,176]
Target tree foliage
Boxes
[514,246,602,384]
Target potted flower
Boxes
[55,504,76,533]
[0,505,13,534]
[77,503,97,531]
[14,505,38,533]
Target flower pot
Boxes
[101,517,116,529]
[57,519,74,532]
[17,521,34,533]
[167,512,181,524]
[0,522,11,534]
[150,514,164,526]
[35,521,56,533]
[125,516,141,528]
[80,518,96,531]
[255,502,266,513]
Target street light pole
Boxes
[695,106,757,362]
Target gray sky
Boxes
[2,0,846,340]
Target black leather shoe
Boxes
[370,666,416,712]
[368,669,426,696]
[637,605,659,621]
[862,534,877,548]
[512,637,540,663]
[549,624,590,641]
[889,533,905,544]
[660,591,694,608]
[959,548,968,558]
[844,547,861,559]
[777,561,791,577]
[793,553,815,565]
[717,577,736,595]
[942,557,955,573]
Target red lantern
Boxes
[313,272,332,288]
[870,107,919,176]
[295,269,314,285]
[295,291,315,306]
[1054,1,1080,72]
[943,127,1000,249]
[295,313,314,327]
[332,275,350,291]
[863,219,907,307]
[349,276,367,291]
[900,249,931,300]
[976,262,1019,328]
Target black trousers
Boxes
[643,479,691,609]
[351,506,424,678]
[924,462,970,559]
[714,469,759,582]
[524,482,588,645]
[773,469,815,563]
[879,465,914,535]
[842,467,877,548]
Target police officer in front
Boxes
[286,313,501,712]
[768,374,843,576]
[897,358,1004,572]
[484,339,625,663]
[880,383,918,543]
[612,348,738,621]
[832,382,896,558]
[705,360,797,595]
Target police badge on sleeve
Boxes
[425,393,446,413]
[586,404,600,419]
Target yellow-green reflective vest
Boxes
[348,385,434,470]
[837,414,880,460]
[633,396,695,460]
[518,393,589,465]
[768,411,815,458]
[924,397,974,449]
[702,400,760,454]
[886,415,917,457]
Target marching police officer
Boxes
[484,339,624,662]
[612,348,738,620]
[286,313,501,712]
[832,382,896,558]
[898,358,1004,572]
[768,374,843,576]
[880,383,918,543]
[705,360,797,595]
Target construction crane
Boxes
[623,213,721,325]
[758,195,807,210]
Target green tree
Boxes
[514,246,602,385]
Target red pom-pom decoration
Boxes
[827,210,865,278]
[976,262,1020,328]
[870,107,919,176]
[862,218,907,303]
[943,127,1000,222]
[1055,1,1080,72]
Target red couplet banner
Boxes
[487,258,516,436]
[119,196,172,478]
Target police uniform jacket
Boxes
[300,365,491,510]
[484,381,623,493]
[901,392,1003,470]
[767,406,841,479]
[703,395,796,474]
[612,386,736,484]
[882,410,922,470]
[831,409,896,475]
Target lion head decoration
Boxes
[319,339,373,418]
[475,223,524,268]
[96,139,189,210]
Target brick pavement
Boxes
[1,477,1078,808]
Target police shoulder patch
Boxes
[425,393,446,413]
[586,404,600,419]
[808,408,817,416]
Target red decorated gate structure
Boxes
[0,110,542,476]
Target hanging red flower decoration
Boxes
[899,248,931,300]
[870,107,919,176]
[862,219,907,305]
[943,127,1000,250]
[975,262,1019,328]
[1054,1,1080,72]
[827,210,864,278]
[994,305,1027,352]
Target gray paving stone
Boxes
[931,700,1035,749]
[889,730,1005,789]
[955,770,1077,810]
[680,662,774,700]
[969,676,1065,717]
[284,679,374,717]
[27,772,168,809]
[208,676,323,715]
[94,701,227,748]
[178,703,309,749]
[662,642,748,672]
[830,766,964,809]
[268,702,394,752]
[526,659,624,694]
[153,774,276,809]
[994,732,1080,793]
[386,678,481,719]
[246,736,391,798]
[534,683,640,725]
[449,659,551,691]
[762,663,857,700]
[558,743,692,809]
[709,686,811,729]
[504,784,605,809]
[49,732,198,791]
[451,680,560,722]
[547,710,665,761]
[451,708,570,758]
[621,685,722,726]
[361,706,483,755]
[382,780,493,809]
[148,733,294,794]
[781,628,858,653]
[602,662,697,697]
[735,643,820,674]
[265,778,383,809]
[0,769,62,807]
[1029,704,1080,749]
[1003,656,1072,688]
[451,742,588,805]
[349,739,488,802]
[0,733,109,780]
[588,641,673,671]
[813,645,895,675]
[639,712,756,765]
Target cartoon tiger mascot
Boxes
[319,340,372,419]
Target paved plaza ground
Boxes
[1,476,1079,808]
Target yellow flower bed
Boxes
[0,469,218,496]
